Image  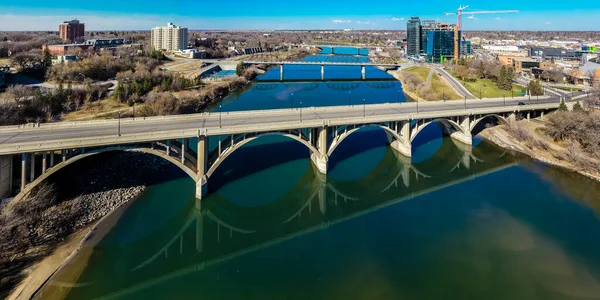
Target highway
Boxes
[0,92,582,155]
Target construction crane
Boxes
[445,5,518,63]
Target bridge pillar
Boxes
[196,134,209,200]
[450,116,473,146]
[361,65,366,80]
[42,152,47,174]
[21,153,26,192]
[310,126,328,174]
[62,150,66,163]
[30,153,35,183]
[541,111,544,120]
[321,64,325,80]
[390,121,412,159]
[0,155,13,198]
[50,152,54,168]
[181,138,186,164]
[280,65,284,81]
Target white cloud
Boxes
[332,19,352,24]
[466,15,477,20]
[391,17,404,21]
[355,21,372,25]
[545,21,552,25]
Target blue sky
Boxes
[1,0,599,31]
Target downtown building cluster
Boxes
[406,17,470,63]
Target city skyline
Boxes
[1,0,600,31]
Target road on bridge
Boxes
[0,92,585,152]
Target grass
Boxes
[461,78,522,99]
[61,98,130,121]
[403,66,431,82]
[431,75,461,100]
[0,58,10,66]
[403,66,461,100]
[552,85,582,92]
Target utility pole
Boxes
[464,95,467,109]
[219,104,222,128]
[117,110,121,137]
[290,93,294,109]
[300,101,303,122]
[397,89,400,104]
[132,102,135,120]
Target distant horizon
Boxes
[3,29,600,33]
[2,0,600,31]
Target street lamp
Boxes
[397,89,400,104]
[117,110,121,137]
[300,101,303,122]
[363,99,366,117]
[464,95,467,110]
[348,91,351,106]
[132,102,135,120]
[290,93,294,109]
[219,104,222,128]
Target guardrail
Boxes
[0,95,553,133]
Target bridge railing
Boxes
[0,95,555,133]
[0,102,560,155]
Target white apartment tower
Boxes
[151,23,188,51]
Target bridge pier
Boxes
[321,64,324,80]
[390,121,413,159]
[196,134,208,200]
[280,65,284,81]
[361,65,366,80]
[449,115,473,146]
[310,126,328,175]
[0,155,13,198]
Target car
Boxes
[437,72,442,76]
[517,102,526,105]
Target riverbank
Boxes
[479,120,600,182]
[389,71,427,102]
[0,152,171,299]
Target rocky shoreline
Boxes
[479,126,600,182]
[1,151,171,299]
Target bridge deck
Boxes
[0,96,564,155]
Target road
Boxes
[434,66,477,99]
[0,92,587,154]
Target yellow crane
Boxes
[444,5,518,63]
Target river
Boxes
[35,48,600,300]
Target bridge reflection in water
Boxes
[36,125,518,299]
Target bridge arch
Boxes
[13,146,198,204]
[206,132,320,179]
[470,114,509,134]
[410,118,464,143]
[327,124,405,157]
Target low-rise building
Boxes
[43,44,93,56]
[512,58,551,73]
[83,38,129,50]
[52,55,77,64]
[497,54,529,66]
[567,61,600,85]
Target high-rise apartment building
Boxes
[425,28,457,63]
[406,17,421,56]
[59,19,85,43]
[151,23,188,51]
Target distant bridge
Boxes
[245,61,404,80]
